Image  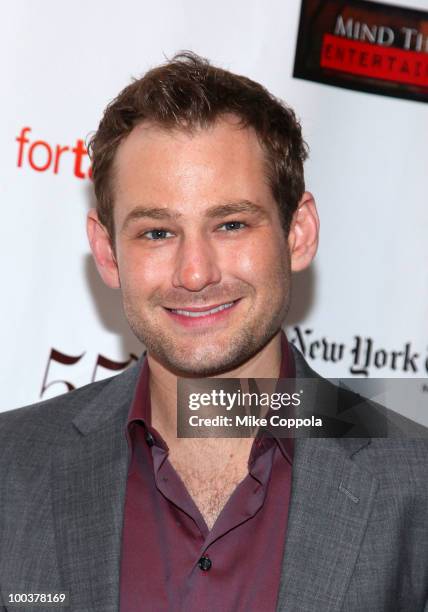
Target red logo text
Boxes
[16,127,92,179]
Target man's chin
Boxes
[148,333,274,377]
[176,362,241,377]
[152,351,246,378]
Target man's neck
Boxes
[147,331,283,449]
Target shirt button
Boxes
[198,555,212,571]
[145,431,155,447]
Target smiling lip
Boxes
[164,299,241,326]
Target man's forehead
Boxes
[112,114,269,209]
[115,113,262,158]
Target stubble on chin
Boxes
[142,328,265,377]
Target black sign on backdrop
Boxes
[294,0,428,103]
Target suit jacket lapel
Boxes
[276,436,378,611]
[277,346,379,611]
[51,358,143,611]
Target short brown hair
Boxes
[88,51,308,240]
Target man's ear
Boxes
[287,192,320,272]
[86,209,120,288]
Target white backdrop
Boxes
[1,0,427,423]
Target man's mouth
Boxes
[167,301,236,318]
[164,299,241,326]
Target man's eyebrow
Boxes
[121,200,268,231]
[121,207,182,231]
[205,200,268,218]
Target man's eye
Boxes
[142,229,173,240]
[218,221,246,232]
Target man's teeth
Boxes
[171,302,235,317]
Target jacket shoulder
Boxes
[290,343,428,439]
[290,342,428,485]
[0,358,142,461]
[1,375,114,429]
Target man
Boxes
[0,52,427,612]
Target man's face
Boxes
[111,116,292,376]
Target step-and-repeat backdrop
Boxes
[2,0,427,423]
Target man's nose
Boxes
[172,234,221,291]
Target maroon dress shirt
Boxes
[120,332,295,611]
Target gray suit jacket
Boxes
[0,347,427,612]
